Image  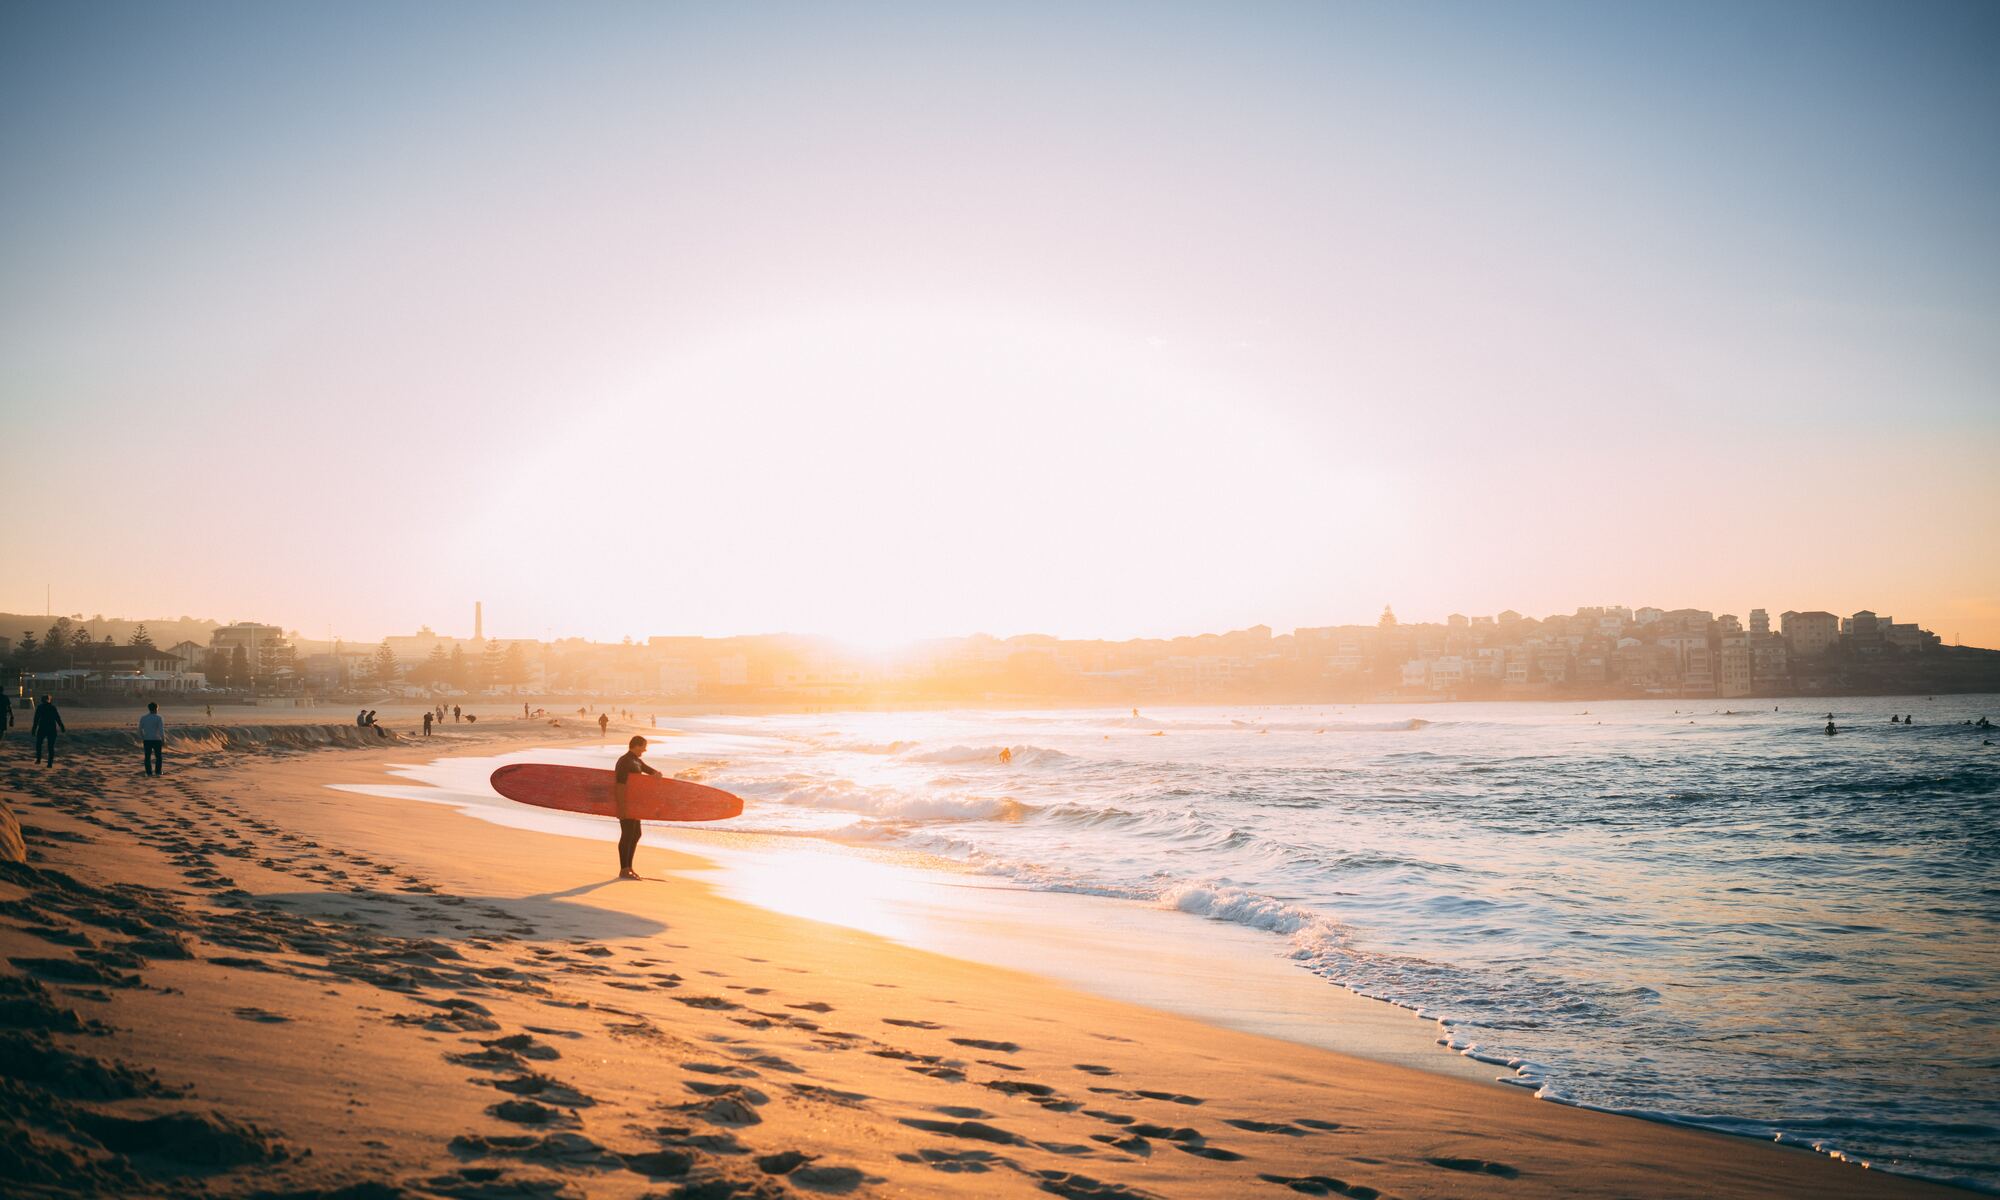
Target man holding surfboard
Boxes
[613,736,661,880]
[487,748,742,880]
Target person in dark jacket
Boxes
[612,736,661,880]
[1,696,13,741]
[32,695,65,766]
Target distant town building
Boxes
[1781,611,1841,658]
[210,622,286,672]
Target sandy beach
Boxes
[0,720,1972,1199]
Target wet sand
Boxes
[0,722,1970,1198]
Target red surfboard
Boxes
[489,763,744,822]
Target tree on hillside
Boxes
[129,624,154,648]
[13,630,38,670]
[41,619,73,667]
[448,644,469,691]
[411,643,451,689]
[229,645,250,689]
[371,641,399,687]
[502,642,531,692]
[482,639,506,694]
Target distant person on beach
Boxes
[423,711,433,737]
[613,735,661,880]
[357,707,368,727]
[139,702,165,775]
[0,697,11,741]
[598,713,610,737]
[32,695,65,766]
[453,705,461,723]
[523,702,530,719]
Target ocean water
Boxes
[649,698,2000,1191]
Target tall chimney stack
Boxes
[475,601,483,642]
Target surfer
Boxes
[1825,721,1838,735]
[613,735,661,880]
[998,747,1013,764]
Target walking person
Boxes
[612,735,661,880]
[598,712,610,737]
[139,701,166,775]
[422,710,433,737]
[453,705,461,723]
[32,695,65,766]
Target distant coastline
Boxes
[8,605,1997,711]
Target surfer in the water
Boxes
[613,735,661,880]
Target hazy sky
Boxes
[3,1,1997,647]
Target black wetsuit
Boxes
[613,749,661,875]
[32,701,65,765]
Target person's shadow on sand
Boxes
[257,887,667,942]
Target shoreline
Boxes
[1,724,1978,1197]
[333,741,1504,1088]
[28,686,2000,725]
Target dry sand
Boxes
[0,721,1969,1198]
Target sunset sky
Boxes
[3,2,1996,647]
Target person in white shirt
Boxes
[139,702,166,775]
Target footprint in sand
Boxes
[231,1006,291,1023]
[1259,1174,1384,1198]
[983,1079,1056,1098]
[1086,1086,1205,1106]
[898,1146,1006,1174]
[883,1017,942,1029]
[1427,1156,1520,1178]
[900,1117,1025,1146]
[1223,1118,1312,1136]
[485,1098,578,1127]
[1036,1170,1162,1200]
[948,1037,1019,1052]
[485,1073,595,1108]
[789,1082,870,1106]
[1172,1141,1244,1161]
[683,1060,760,1079]
[685,1080,770,1105]
[1073,1063,1116,1075]
[478,1034,561,1061]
